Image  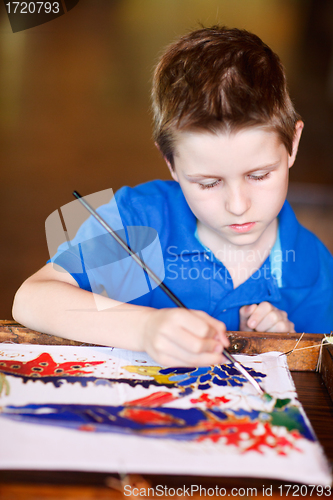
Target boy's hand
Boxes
[239,302,295,333]
[141,309,229,367]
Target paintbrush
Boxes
[72,190,265,396]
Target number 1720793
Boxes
[278,484,331,496]
[5,2,60,14]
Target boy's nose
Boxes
[224,184,250,216]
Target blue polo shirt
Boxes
[50,180,333,334]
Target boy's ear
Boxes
[165,158,179,182]
[288,120,304,169]
[154,141,179,182]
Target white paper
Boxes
[0,344,331,485]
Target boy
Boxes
[13,26,333,367]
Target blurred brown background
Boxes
[0,0,332,320]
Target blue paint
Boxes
[0,403,315,444]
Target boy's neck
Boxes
[197,217,278,288]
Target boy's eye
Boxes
[199,180,221,190]
[248,172,270,181]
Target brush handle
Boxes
[72,191,246,371]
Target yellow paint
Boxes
[0,373,10,397]
[123,365,173,385]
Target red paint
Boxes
[121,408,182,426]
[127,408,301,454]
[0,353,105,377]
[190,393,230,407]
[125,391,177,407]
[198,418,302,454]
[78,424,96,432]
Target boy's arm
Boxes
[13,263,229,366]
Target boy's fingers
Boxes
[151,336,226,367]
[239,304,258,330]
[256,314,295,333]
[239,304,257,320]
[183,310,219,337]
[145,309,229,365]
[247,303,294,333]
[156,309,204,334]
[246,302,272,330]
[159,327,223,355]
[254,313,278,332]
[240,302,294,333]
[170,309,217,341]
[191,310,229,348]
[266,321,295,333]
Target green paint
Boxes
[261,394,291,409]
[269,406,305,434]
[274,398,291,409]
[259,396,310,437]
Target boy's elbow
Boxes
[12,264,61,326]
[12,277,41,326]
[12,281,30,325]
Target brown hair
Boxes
[152,26,300,167]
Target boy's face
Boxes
[166,124,303,250]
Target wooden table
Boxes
[0,321,332,499]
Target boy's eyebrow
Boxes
[186,162,280,179]
[186,174,221,179]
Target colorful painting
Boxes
[0,344,331,484]
[0,351,266,393]
[0,352,106,387]
[1,397,315,454]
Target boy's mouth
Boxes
[228,222,256,233]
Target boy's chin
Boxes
[223,227,263,245]
[225,235,260,248]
